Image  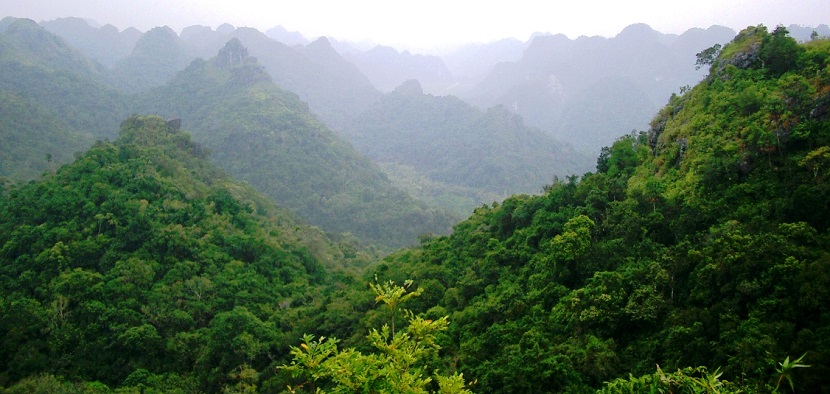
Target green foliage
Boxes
[3,19,830,394]
[0,116,363,392]
[367,27,830,393]
[599,365,742,394]
[281,280,471,394]
[760,26,805,77]
[696,44,722,70]
[775,354,810,393]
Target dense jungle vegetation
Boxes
[0,23,829,393]
[366,26,830,393]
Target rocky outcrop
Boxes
[215,38,249,67]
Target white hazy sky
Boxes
[1,0,828,52]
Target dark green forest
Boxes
[1,21,830,393]
[0,116,376,392]
[367,26,830,393]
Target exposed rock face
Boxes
[216,38,249,67]
[166,118,182,131]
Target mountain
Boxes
[292,36,382,128]
[343,79,593,214]
[0,17,108,79]
[40,17,141,68]
[463,24,737,152]
[177,26,381,129]
[110,26,194,92]
[440,37,527,94]
[0,17,130,178]
[0,115,371,392]
[785,23,830,41]
[264,25,309,46]
[136,39,456,248]
[179,24,233,59]
[343,45,456,94]
[367,26,830,392]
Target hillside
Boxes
[343,79,593,215]
[365,26,830,392]
[0,18,130,179]
[137,39,457,248]
[110,26,194,93]
[0,115,371,392]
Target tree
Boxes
[696,44,722,70]
[760,26,803,76]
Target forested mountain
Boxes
[40,17,141,68]
[136,39,457,247]
[110,26,194,93]
[343,79,593,215]
[0,18,130,178]
[291,36,382,129]
[463,24,737,152]
[33,18,379,129]
[0,115,381,392]
[360,26,830,392]
[176,25,381,129]
[0,17,109,80]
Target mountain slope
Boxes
[110,26,194,92]
[0,115,365,391]
[40,17,141,68]
[0,90,88,180]
[343,79,593,214]
[369,26,830,392]
[0,17,130,178]
[178,26,381,129]
[137,39,457,248]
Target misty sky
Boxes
[1,0,828,52]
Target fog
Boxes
[2,0,828,52]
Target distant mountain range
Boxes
[0,17,452,248]
[135,39,457,247]
[460,24,739,151]
[343,79,593,214]
[4,14,828,247]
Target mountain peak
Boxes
[615,23,661,41]
[393,79,424,96]
[311,36,332,47]
[216,23,235,35]
[264,25,309,46]
[216,38,250,67]
[305,36,340,58]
